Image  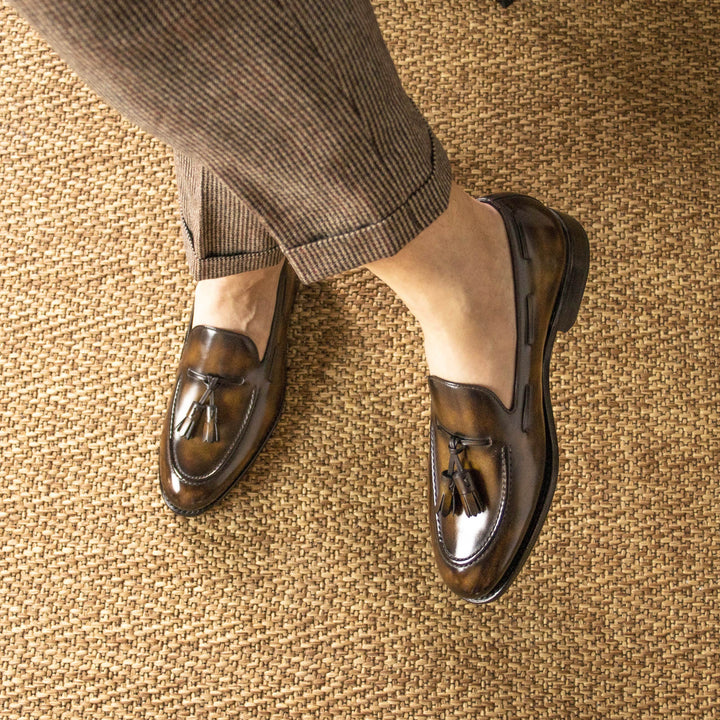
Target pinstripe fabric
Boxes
[11,0,452,283]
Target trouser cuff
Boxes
[182,220,285,280]
[284,133,453,284]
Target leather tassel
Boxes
[436,435,487,518]
[177,374,221,442]
[204,404,219,443]
[176,401,203,439]
[455,470,484,516]
[436,472,456,517]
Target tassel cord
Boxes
[176,370,244,442]
[436,433,491,517]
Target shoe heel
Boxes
[551,210,590,333]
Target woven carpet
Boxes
[1,1,718,718]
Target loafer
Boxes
[428,194,590,602]
[159,262,298,516]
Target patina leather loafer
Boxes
[159,262,298,516]
[428,194,589,602]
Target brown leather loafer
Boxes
[428,194,589,603]
[159,262,298,516]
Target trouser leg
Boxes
[10,0,452,283]
[175,153,283,280]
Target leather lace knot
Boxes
[435,435,490,517]
[176,369,244,443]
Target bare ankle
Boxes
[366,183,506,320]
[192,261,284,359]
[366,183,516,406]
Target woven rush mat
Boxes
[1,1,719,718]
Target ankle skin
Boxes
[192,261,285,359]
[366,183,516,407]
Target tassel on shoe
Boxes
[436,471,456,516]
[436,435,487,518]
[203,403,219,443]
[455,469,484,516]
[176,401,203,439]
[175,373,222,442]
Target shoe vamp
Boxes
[172,381,257,479]
[433,432,508,562]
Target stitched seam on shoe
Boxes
[432,428,508,567]
[169,380,257,484]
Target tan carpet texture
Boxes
[1,1,719,718]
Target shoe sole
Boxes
[469,208,590,603]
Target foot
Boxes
[425,194,589,602]
[366,183,516,408]
[159,263,299,516]
[192,261,285,360]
